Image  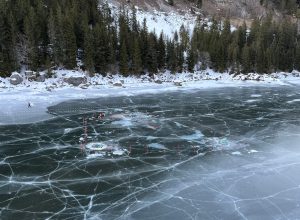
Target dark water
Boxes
[1,87,300,219]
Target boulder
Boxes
[113,81,123,87]
[154,79,163,84]
[25,71,36,81]
[174,80,183,86]
[241,75,247,81]
[80,84,89,89]
[46,86,55,92]
[36,74,46,82]
[64,76,87,86]
[292,72,300,77]
[10,73,23,85]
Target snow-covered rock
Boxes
[25,71,36,81]
[64,76,87,86]
[154,79,163,84]
[36,74,46,82]
[10,72,23,85]
[113,81,123,87]
[174,80,183,86]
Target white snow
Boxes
[107,2,197,38]
[231,151,242,155]
[287,99,300,104]
[136,9,196,37]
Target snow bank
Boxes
[1,69,300,125]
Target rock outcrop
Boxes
[113,81,123,87]
[64,76,87,86]
[10,73,23,85]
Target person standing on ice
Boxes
[28,102,32,108]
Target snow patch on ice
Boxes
[251,94,262,98]
[148,143,167,150]
[180,130,204,141]
[231,151,242,155]
[287,99,300,104]
[248,149,259,154]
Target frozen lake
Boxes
[1,86,300,219]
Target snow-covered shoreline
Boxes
[1,69,300,125]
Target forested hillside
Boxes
[1,0,300,77]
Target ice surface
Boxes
[1,87,300,219]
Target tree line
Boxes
[1,0,300,78]
[190,16,300,74]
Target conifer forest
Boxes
[1,0,300,77]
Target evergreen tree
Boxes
[197,0,203,8]
[157,32,166,70]
[166,40,177,73]
[176,44,184,72]
[168,0,174,6]
[295,42,300,71]
[187,46,196,72]
[131,6,139,33]
[94,24,109,73]
[140,18,148,69]
[0,9,17,76]
[146,33,158,73]
[63,15,77,69]
[119,40,129,75]
[83,29,94,74]
[131,38,142,74]
[24,7,39,70]
[179,25,190,50]
[241,45,251,73]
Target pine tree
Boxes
[140,18,148,69]
[241,45,251,73]
[187,46,196,72]
[146,33,158,73]
[107,26,117,72]
[94,24,109,73]
[197,0,203,8]
[157,32,166,70]
[63,15,77,69]
[0,9,17,76]
[49,6,65,67]
[24,7,39,70]
[166,40,177,73]
[168,0,174,6]
[179,25,190,50]
[84,29,94,75]
[131,38,142,74]
[119,40,129,75]
[256,40,266,73]
[176,44,184,72]
[131,6,139,33]
[295,42,300,71]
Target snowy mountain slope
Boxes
[107,2,198,38]
[107,0,297,28]
[135,9,197,38]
